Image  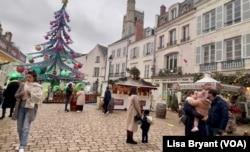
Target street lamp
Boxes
[107,55,113,86]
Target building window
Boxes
[166,53,177,70]
[111,50,115,58]
[203,9,216,33]
[171,8,177,20]
[144,42,152,55]
[225,0,241,26]
[169,29,176,45]
[95,56,100,63]
[117,48,121,58]
[203,43,215,64]
[115,64,120,76]
[110,64,114,75]
[225,37,241,60]
[123,47,126,57]
[182,25,189,42]
[94,67,99,77]
[144,64,150,78]
[159,35,164,49]
[121,63,126,76]
[130,47,139,59]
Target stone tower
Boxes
[122,0,136,38]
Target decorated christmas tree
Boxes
[17,0,84,82]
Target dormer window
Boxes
[171,8,177,20]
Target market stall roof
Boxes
[115,79,157,89]
[174,72,244,93]
[195,73,219,83]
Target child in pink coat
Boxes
[187,90,211,132]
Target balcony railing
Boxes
[180,36,190,43]
[109,72,126,78]
[158,67,182,76]
[221,59,244,70]
[167,40,177,47]
[200,62,217,72]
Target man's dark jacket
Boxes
[207,96,229,130]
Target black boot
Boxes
[0,108,6,119]
[126,131,137,144]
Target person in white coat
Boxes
[76,88,85,112]
[126,86,142,144]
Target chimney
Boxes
[160,5,166,16]
[135,20,143,41]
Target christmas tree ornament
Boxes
[35,45,41,51]
[17,65,25,73]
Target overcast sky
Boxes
[0,0,183,55]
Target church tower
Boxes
[122,0,136,38]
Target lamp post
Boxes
[107,55,113,86]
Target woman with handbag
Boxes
[13,71,43,152]
[126,86,141,144]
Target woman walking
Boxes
[76,88,85,112]
[126,86,142,144]
[13,71,43,152]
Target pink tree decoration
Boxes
[77,63,82,68]
[56,45,63,51]
[44,55,50,61]
[16,65,25,73]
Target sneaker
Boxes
[76,111,80,112]
[106,111,109,114]
[15,146,19,151]
[19,148,24,152]
[191,126,199,132]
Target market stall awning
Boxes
[173,73,244,93]
[115,79,157,89]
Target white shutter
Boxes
[215,41,223,61]
[130,49,133,59]
[136,47,139,57]
[243,34,250,57]
[197,16,202,36]
[143,44,146,56]
[196,46,201,64]
[243,0,250,20]
[216,6,223,29]
[150,42,154,54]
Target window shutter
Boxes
[243,0,250,20]
[243,33,250,57]
[216,6,223,29]
[136,47,139,57]
[197,16,202,36]
[215,41,223,61]
[130,49,133,59]
[143,44,146,56]
[150,42,154,54]
[196,46,201,64]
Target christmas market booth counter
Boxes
[173,73,247,133]
[109,79,157,111]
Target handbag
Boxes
[134,114,141,121]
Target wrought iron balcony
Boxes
[221,59,244,70]
[200,62,217,72]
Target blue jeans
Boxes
[17,107,32,148]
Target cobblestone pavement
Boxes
[0,103,249,152]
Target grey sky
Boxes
[0,0,183,55]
